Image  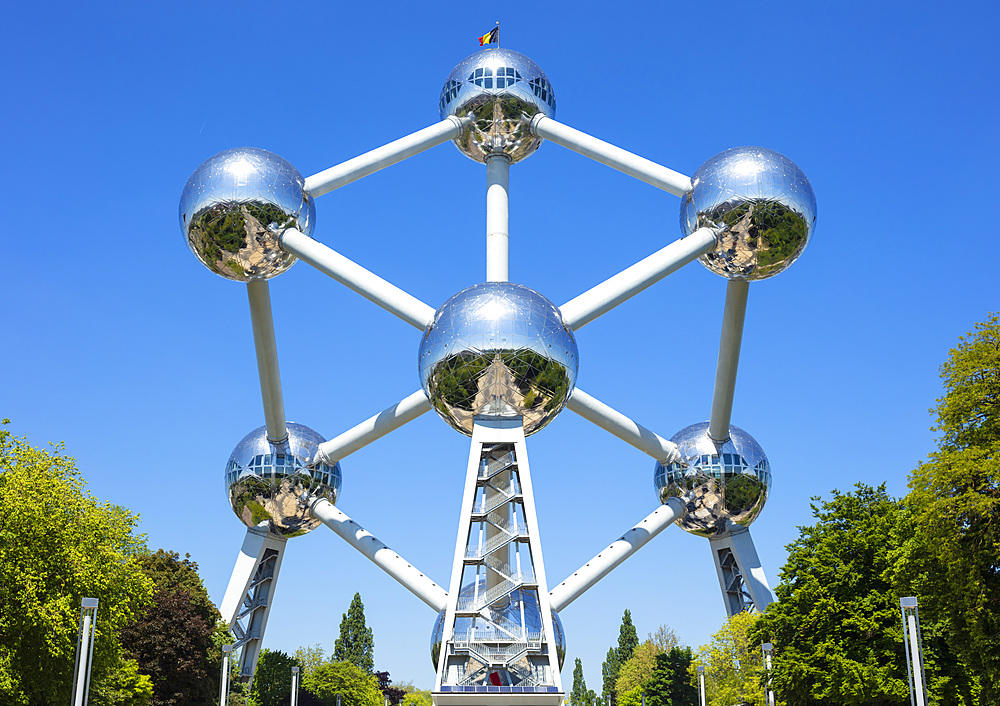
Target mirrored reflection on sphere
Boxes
[419,283,578,437]
[225,422,341,538]
[680,146,816,280]
[653,422,770,537]
[430,580,565,674]
[439,48,556,164]
[179,147,315,281]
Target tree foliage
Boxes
[375,670,406,706]
[397,682,432,706]
[120,549,224,705]
[645,648,697,706]
[0,422,154,705]
[698,611,766,706]
[570,657,596,706]
[251,649,300,706]
[647,626,679,654]
[900,313,1000,701]
[618,610,639,665]
[615,641,660,703]
[334,593,375,674]
[602,647,620,705]
[303,660,383,706]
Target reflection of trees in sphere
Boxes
[225,423,341,538]
[419,283,578,437]
[440,48,556,164]
[430,581,565,674]
[653,422,771,537]
[179,147,315,282]
[680,146,816,281]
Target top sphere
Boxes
[419,282,578,437]
[653,422,771,537]
[179,147,315,282]
[680,146,816,281]
[225,422,341,538]
[439,48,556,164]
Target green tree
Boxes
[900,313,1000,701]
[645,648,697,706]
[648,626,679,654]
[0,422,155,705]
[749,485,909,705]
[334,593,375,674]
[602,646,620,705]
[397,682,433,706]
[615,641,660,703]
[294,644,327,682]
[120,549,224,705]
[303,660,383,706]
[570,658,591,706]
[618,610,639,665]
[251,649,300,706]
[698,611,765,706]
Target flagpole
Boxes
[496,21,500,49]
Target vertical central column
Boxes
[486,155,510,282]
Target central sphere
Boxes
[419,283,578,437]
[439,48,556,164]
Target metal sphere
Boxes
[225,422,341,538]
[680,146,816,281]
[430,581,566,674]
[653,422,771,537]
[419,282,578,437]
[179,147,315,281]
[439,48,556,164]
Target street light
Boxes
[761,643,775,706]
[291,666,300,706]
[70,598,99,706]
[900,597,928,706]
[219,644,232,706]
[696,665,706,706]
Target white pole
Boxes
[291,666,300,706]
[72,612,91,706]
[908,614,926,706]
[548,498,686,612]
[698,667,706,706]
[530,115,692,196]
[219,645,232,706]
[708,279,749,442]
[559,227,717,331]
[304,116,469,197]
[486,155,510,282]
[247,280,288,443]
[279,229,436,330]
[566,388,679,464]
[307,496,448,612]
[313,390,431,466]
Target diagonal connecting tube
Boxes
[708,280,749,442]
[247,280,287,443]
[306,495,448,612]
[549,498,686,612]
[280,229,435,330]
[566,388,680,464]
[313,390,431,466]
[530,115,692,196]
[304,116,469,197]
[560,227,717,331]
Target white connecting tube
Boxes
[313,390,431,466]
[486,155,510,282]
[247,280,288,443]
[708,279,749,442]
[307,496,448,613]
[549,498,686,612]
[531,115,692,196]
[566,388,679,464]
[304,116,469,198]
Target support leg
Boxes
[708,525,773,615]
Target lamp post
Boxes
[761,643,775,706]
[70,597,99,706]
[219,644,232,706]
[900,597,927,706]
[291,666,300,706]
[697,665,706,706]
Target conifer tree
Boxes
[334,592,375,673]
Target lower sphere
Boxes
[653,422,771,537]
[225,422,341,538]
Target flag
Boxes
[478,27,498,46]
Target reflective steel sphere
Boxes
[653,422,771,537]
[225,422,341,538]
[419,283,578,437]
[680,146,816,280]
[179,147,315,281]
[439,48,556,164]
[430,581,565,674]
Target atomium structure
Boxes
[181,46,816,700]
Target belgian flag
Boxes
[478,27,498,46]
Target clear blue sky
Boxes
[3,0,997,691]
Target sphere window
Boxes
[439,79,461,113]
[471,67,494,89]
